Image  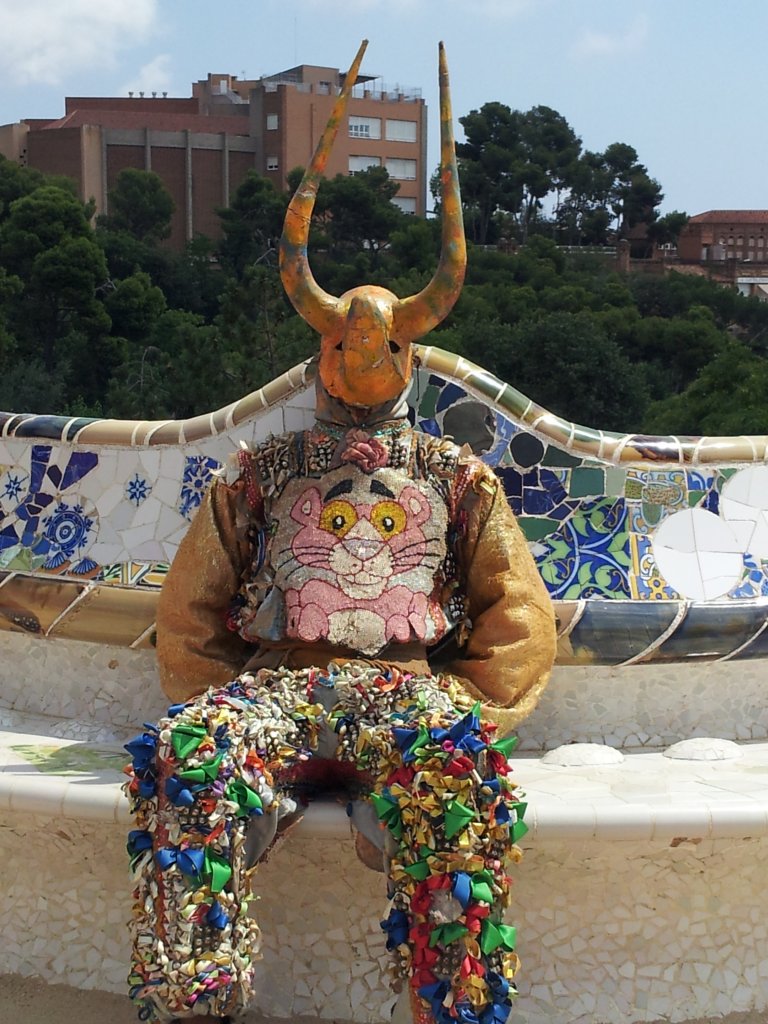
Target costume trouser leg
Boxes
[125,665,525,1024]
[124,671,322,1022]
[334,672,525,1024]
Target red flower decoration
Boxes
[340,429,389,473]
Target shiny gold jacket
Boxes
[157,421,556,733]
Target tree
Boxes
[599,143,663,237]
[100,169,175,243]
[315,166,405,261]
[215,263,314,392]
[645,341,768,435]
[647,210,689,248]
[0,157,47,223]
[494,310,646,430]
[556,144,663,245]
[217,171,287,277]
[105,271,167,342]
[0,186,110,374]
[457,103,581,244]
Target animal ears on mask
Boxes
[278,40,467,345]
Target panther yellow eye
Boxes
[371,501,406,538]
[319,499,357,537]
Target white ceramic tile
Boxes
[137,450,161,477]
[158,449,184,479]
[722,466,768,509]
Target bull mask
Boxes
[279,40,466,408]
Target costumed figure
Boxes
[124,40,557,1024]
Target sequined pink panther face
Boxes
[289,475,432,600]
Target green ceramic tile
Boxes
[540,446,581,468]
[688,490,705,506]
[605,467,626,497]
[642,501,663,526]
[569,467,605,498]
[625,479,643,500]
[519,517,559,541]
[418,385,439,419]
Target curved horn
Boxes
[393,42,466,342]
[279,40,368,336]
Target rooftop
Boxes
[689,210,768,224]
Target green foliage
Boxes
[217,171,286,277]
[99,169,174,243]
[644,341,768,435]
[0,144,764,440]
[0,185,110,376]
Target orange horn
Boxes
[393,42,466,341]
[279,39,369,335]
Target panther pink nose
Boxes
[342,537,383,562]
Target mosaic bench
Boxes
[2,347,768,1024]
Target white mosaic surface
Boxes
[3,630,768,752]
[516,659,768,752]
[4,814,768,1023]
[648,464,768,601]
[0,386,317,571]
[0,632,164,739]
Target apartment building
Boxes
[678,211,768,263]
[0,63,427,249]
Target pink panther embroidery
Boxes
[275,471,447,655]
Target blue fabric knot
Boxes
[380,908,409,950]
[450,871,472,909]
[124,732,157,770]
[127,829,152,859]
[165,775,196,807]
[155,845,205,878]
[206,899,229,930]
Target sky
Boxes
[0,0,764,216]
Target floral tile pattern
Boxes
[533,499,631,600]
[178,455,222,520]
[0,358,764,619]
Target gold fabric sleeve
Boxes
[446,463,557,731]
[156,478,252,703]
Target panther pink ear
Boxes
[402,486,431,526]
[291,487,323,526]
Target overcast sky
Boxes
[0,0,762,216]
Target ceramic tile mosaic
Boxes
[0,348,767,664]
[2,348,768,1024]
[4,809,768,1023]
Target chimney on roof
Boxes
[162,91,167,98]
[139,91,144,98]
[128,91,134,98]
[152,91,157,98]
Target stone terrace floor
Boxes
[4,976,768,1024]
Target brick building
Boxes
[0,64,427,249]
[677,211,768,263]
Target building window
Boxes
[392,196,417,214]
[266,156,279,171]
[266,114,279,130]
[759,238,765,247]
[349,155,381,175]
[385,158,417,180]
[349,115,381,140]
[385,119,417,143]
